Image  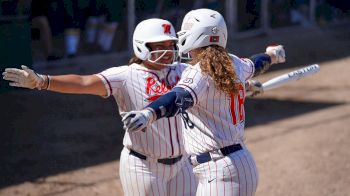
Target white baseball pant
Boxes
[193,148,258,196]
[120,147,198,196]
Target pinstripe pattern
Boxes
[174,54,257,195]
[192,148,258,196]
[97,63,187,159]
[120,148,197,196]
[176,54,254,155]
[98,63,197,195]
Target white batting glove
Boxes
[246,80,263,97]
[266,45,286,64]
[2,65,47,90]
[122,109,155,132]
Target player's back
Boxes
[176,54,255,155]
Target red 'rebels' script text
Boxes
[145,76,180,101]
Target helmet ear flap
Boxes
[145,43,152,51]
[133,40,149,60]
[180,38,186,47]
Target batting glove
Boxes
[2,65,48,90]
[122,109,155,132]
[246,80,263,97]
[266,45,286,64]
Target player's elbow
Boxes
[80,75,107,96]
[147,87,194,119]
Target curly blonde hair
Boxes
[190,45,239,94]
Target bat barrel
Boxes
[246,64,320,96]
[262,64,320,90]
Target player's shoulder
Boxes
[180,63,206,80]
[181,62,205,74]
[229,53,254,81]
[102,64,130,72]
[229,53,253,66]
[99,64,131,78]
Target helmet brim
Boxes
[146,35,178,43]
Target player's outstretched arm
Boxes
[3,65,47,89]
[2,65,107,97]
[249,45,286,76]
[122,87,194,132]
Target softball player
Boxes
[122,9,286,196]
[3,19,197,196]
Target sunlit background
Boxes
[0,1,349,195]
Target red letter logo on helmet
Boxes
[162,24,171,34]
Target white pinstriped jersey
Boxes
[96,63,188,159]
[176,54,255,155]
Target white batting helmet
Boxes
[133,18,178,63]
[177,9,228,55]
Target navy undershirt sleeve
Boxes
[249,53,272,76]
[147,87,194,120]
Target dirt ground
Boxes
[0,22,349,196]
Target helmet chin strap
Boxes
[147,50,178,66]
